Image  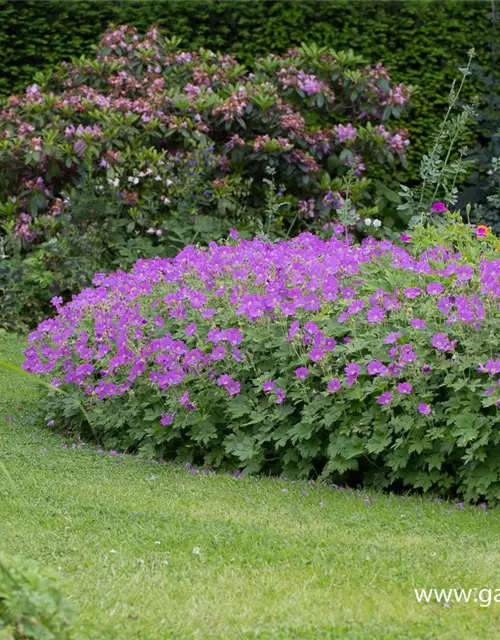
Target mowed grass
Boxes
[1,333,500,639]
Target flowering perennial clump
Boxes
[23,229,500,502]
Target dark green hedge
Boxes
[0,0,495,172]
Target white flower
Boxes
[372,219,382,228]
[154,175,162,182]
[364,218,372,227]
[156,229,163,237]
[146,228,156,235]
[107,178,120,188]
[165,179,173,187]
[161,197,171,205]
[192,546,201,555]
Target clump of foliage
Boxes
[23,209,500,503]
[0,555,74,640]
[0,25,411,329]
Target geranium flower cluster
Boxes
[24,231,500,502]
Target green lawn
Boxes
[1,332,500,639]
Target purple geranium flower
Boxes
[275,387,286,404]
[211,345,226,361]
[410,318,426,330]
[217,374,233,387]
[295,367,309,380]
[431,332,457,352]
[345,362,361,378]
[185,322,197,336]
[327,379,341,393]
[437,297,453,316]
[226,380,241,395]
[384,332,401,344]
[377,392,393,405]
[456,265,474,282]
[160,413,175,426]
[368,361,389,377]
[262,380,275,392]
[309,348,324,362]
[427,282,444,296]
[397,382,412,394]
[403,288,424,299]
[367,305,385,323]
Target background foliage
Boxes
[0,0,496,174]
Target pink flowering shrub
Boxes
[0,27,412,236]
[0,27,411,327]
[24,220,500,503]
